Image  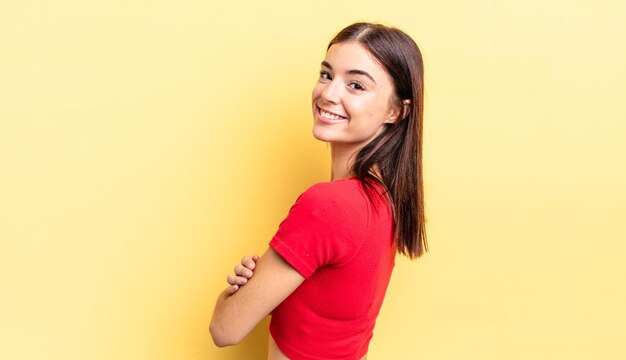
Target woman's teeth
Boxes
[320,109,346,120]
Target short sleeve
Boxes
[269,182,369,279]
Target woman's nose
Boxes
[320,79,342,104]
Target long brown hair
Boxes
[328,23,427,259]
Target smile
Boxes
[317,106,348,122]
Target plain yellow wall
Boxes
[1,1,625,359]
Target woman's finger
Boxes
[225,284,239,295]
[226,274,236,285]
[235,264,253,278]
[234,264,244,275]
[227,274,248,285]
[241,256,255,270]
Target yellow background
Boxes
[1,1,625,359]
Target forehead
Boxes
[324,41,389,81]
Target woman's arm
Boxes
[209,247,305,347]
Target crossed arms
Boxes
[209,247,305,347]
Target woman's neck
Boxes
[330,143,384,182]
[330,143,359,181]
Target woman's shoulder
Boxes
[294,178,370,235]
[301,177,366,203]
[297,177,389,219]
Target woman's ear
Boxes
[401,99,411,119]
[384,99,412,124]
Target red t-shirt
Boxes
[269,177,396,359]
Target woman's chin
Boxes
[312,127,336,143]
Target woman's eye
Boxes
[319,71,332,80]
[348,81,365,91]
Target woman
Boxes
[210,22,427,359]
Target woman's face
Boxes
[312,41,401,147]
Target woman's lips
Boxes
[316,105,348,124]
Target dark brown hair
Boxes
[328,22,427,258]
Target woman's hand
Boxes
[225,255,260,295]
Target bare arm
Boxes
[209,247,305,347]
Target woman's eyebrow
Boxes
[321,61,377,84]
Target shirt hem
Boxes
[269,235,315,279]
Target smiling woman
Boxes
[210,22,426,359]
[312,42,405,148]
